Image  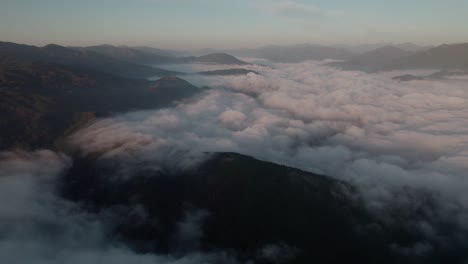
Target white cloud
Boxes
[69,60,468,253]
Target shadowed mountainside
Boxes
[0,61,201,149]
[61,151,468,264]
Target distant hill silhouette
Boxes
[122,45,176,57]
[179,53,250,65]
[392,74,425,81]
[384,43,468,70]
[73,44,250,66]
[197,68,258,76]
[392,70,468,82]
[327,43,468,72]
[0,42,179,78]
[336,42,427,54]
[74,44,175,65]
[227,44,353,62]
[327,46,414,72]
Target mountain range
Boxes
[0,42,179,79]
[2,40,468,149]
[327,46,414,72]
[74,45,250,65]
[334,42,430,54]
[0,41,261,149]
[383,43,468,70]
[328,43,468,72]
[197,68,258,76]
[190,42,468,72]
[228,44,354,63]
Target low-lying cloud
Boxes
[69,60,468,255]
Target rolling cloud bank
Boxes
[2,60,468,262]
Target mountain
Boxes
[393,70,468,82]
[394,42,428,52]
[0,61,200,149]
[75,44,175,65]
[385,43,468,70]
[197,68,258,76]
[392,74,425,81]
[73,45,249,66]
[122,45,176,57]
[0,42,179,78]
[228,44,354,63]
[62,152,379,263]
[336,43,427,54]
[327,46,414,72]
[180,53,250,65]
[62,151,468,263]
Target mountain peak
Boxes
[42,44,69,51]
[196,53,249,65]
[150,76,199,93]
[374,45,405,52]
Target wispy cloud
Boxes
[255,0,340,20]
[271,1,326,18]
[253,0,346,33]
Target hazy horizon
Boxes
[1,0,468,49]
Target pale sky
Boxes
[1,0,467,49]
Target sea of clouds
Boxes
[75,60,468,207]
[2,59,468,261]
[72,60,468,254]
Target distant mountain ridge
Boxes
[327,43,468,72]
[197,68,258,76]
[0,42,179,78]
[384,43,468,70]
[335,42,428,54]
[75,44,250,65]
[72,44,175,65]
[327,46,414,72]
[181,53,250,65]
[229,44,354,63]
[120,45,176,57]
[67,42,468,72]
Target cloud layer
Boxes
[69,60,468,255]
[2,59,467,261]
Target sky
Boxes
[1,0,467,49]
